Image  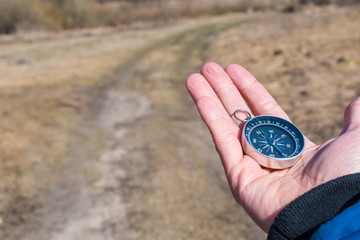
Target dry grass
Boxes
[1,0,359,34]
[0,13,244,87]
[0,27,170,88]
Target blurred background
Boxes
[0,0,359,239]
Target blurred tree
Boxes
[61,0,98,29]
[298,0,360,4]
[299,0,331,4]
[0,0,39,34]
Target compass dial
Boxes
[243,116,305,160]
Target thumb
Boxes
[342,97,360,133]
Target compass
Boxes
[234,109,305,169]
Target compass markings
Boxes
[244,115,305,159]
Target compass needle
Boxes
[274,144,287,156]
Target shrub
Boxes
[0,0,359,34]
[299,0,360,4]
[0,0,39,34]
[61,0,98,29]
[0,0,100,33]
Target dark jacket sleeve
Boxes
[267,173,360,240]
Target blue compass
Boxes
[234,109,305,169]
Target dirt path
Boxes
[66,16,265,239]
[1,6,359,240]
[94,17,267,240]
[0,14,266,240]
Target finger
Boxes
[200,62,252,121]
[225,64,316,148]
[197,96,267,191]
[196,96,243,173]
[186,73,239,135]
[186,73,227,114]
[225,64,290,121]
[342,96,360,133]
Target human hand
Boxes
[186,62,360,232]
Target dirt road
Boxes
[0,6,359,240]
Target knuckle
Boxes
[240,79,258,92]
[215,82,234,95]
[258,100,280,114]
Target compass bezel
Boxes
[241,115,305,169]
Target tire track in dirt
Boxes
[92,17,267,239]
[14,17,266,240]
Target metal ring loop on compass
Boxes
[233,109,252,122]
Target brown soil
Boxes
[0,5,359,240]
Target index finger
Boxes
[225,64,290,121]
[225,64,316,148]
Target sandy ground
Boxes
[0,5,359,240]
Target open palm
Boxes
[186,62,360,232]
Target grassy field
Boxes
[0,4,359,240]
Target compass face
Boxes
[243,116,305,160]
